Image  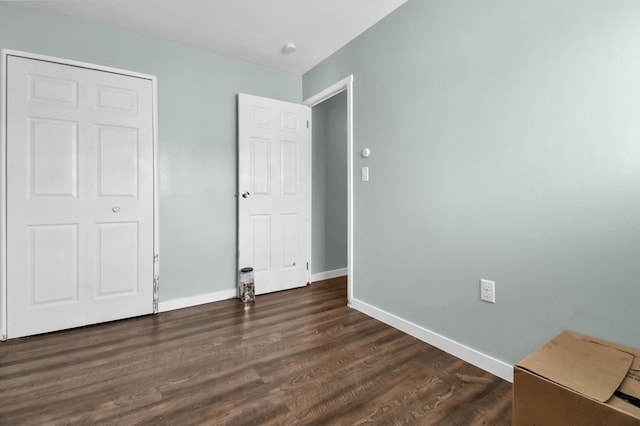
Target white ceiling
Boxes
[11,0,408,75]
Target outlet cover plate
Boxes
[480,279,496,303]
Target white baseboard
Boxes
[311,268,348,283]
[158,288,237,313]
[348,298,514,383]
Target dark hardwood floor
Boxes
[0,278,512,425]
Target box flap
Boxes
[518,331,633,402]
[619,355,640,400]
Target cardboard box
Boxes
[513,331,640,425]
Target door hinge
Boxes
[306,120,309,129]
[306,262,309,270]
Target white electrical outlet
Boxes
[480,279,496,303]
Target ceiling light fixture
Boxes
[282,42,297,54]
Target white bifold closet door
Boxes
[5,55,155,338]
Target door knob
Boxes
[112,206,121,213]
[241,192,250,198]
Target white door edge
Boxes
[1,50,8,341]
[0,49,160,341]
[151,64,160,315]
[303,75,354,303]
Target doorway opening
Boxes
[303,76,354,303]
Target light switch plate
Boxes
[361,167,369,182]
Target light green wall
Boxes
[311,92,348,274]
[0,3,302,301]
[303,0,640,364]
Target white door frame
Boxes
[303,75,354,303]
[0,49,160,341]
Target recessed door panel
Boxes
[251,137,270,195]
[97,125,139,198]
[29,74,78,106]
[29,118,78,198]
[280,112,298,131]
[96,85,138,114]
[251,106,270,127]
[29,224,78,305]
[281,140,297,195]
[97,222,138,297]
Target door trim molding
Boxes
[303,75,354,303]
[0,49,160,340]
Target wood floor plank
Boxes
[0,277,512,425]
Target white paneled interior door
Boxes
[4,54,156,338]
[238,94,310,295]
